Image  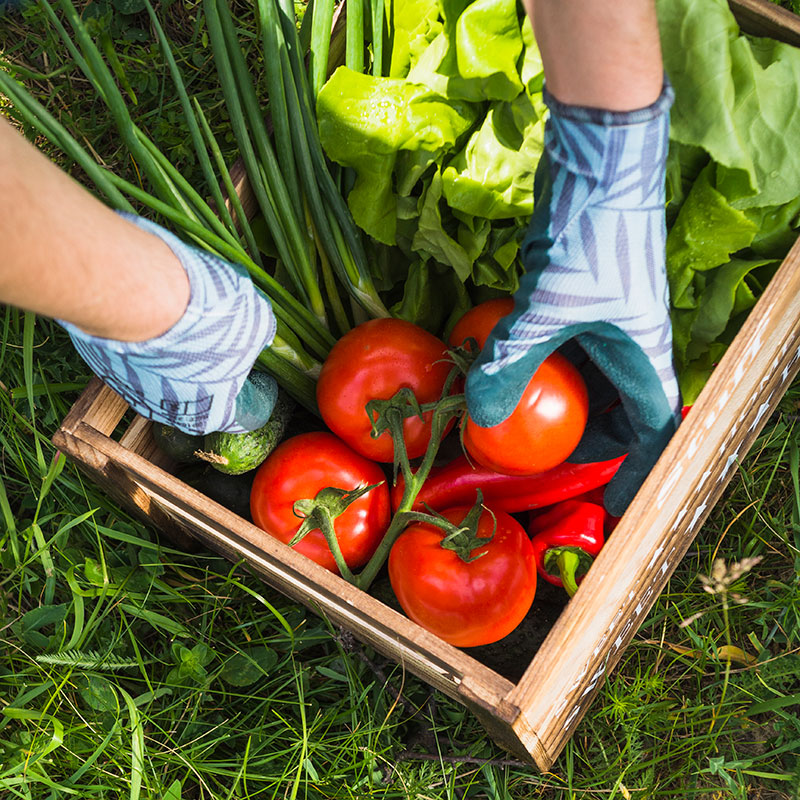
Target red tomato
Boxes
[250,432,390,574]
[448,298,515,352]
[316,319,452,462]
[388,505,537,647]
[463,352,588,475]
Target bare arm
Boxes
[523,0,664,111]
[0,117,189,342]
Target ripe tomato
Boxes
[463,352,588,475]
[388,505,537,647]
[448,297,515,352]
[316,318,452,462]
[250,432,390,573]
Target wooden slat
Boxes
[730,0,800,45]
[58,377,128,437]
[118,416,172,470]
[506,236,800,769]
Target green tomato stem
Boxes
[354,382,467,591]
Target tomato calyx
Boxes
[390,492,497,563]
[364,378,466,479]
[542,546,595,598]
[445,341,479,376]
[436,495,497,563]
[365,387,425,441]
[291,481,384,582]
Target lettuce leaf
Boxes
[666,164,758,313]
[407,0,524,102]
[387,0,443,78]
[316,66,478,244]
[658,0,800,208]
[441,91,545,219]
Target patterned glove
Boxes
[60,213,277,435]
[465,82,680,515]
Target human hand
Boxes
[60,213,277,435]
[465,84,680,516]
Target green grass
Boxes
[2,3,800,798]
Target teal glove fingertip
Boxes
[232,371,279,432]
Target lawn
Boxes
[1,1,800,797]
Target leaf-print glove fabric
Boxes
[465,82,680,516]
[59,213,277,435]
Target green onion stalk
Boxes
[269,0,391,320]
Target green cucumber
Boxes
[197,391,295,475]
[152,423,203,463]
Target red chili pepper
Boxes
[553,485,621,534]
[391,454,625,514]
[528,500,607,597]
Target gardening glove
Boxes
[59,213,278,435]
[465,82,680,516]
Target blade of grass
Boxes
[22,312,46,477]
[0,475,19,565]
[119,689,144,800]
[30,522,57,606]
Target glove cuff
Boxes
[59,213,276,433]
[543,77,674,127]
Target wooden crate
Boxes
[53,0,800,770]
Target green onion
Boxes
[193,100,265,270]
[144,0,242,246]
[308,0,335,97]
[346,0,365,73]
[371,0,385,76]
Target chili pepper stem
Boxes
[556,549,582,598]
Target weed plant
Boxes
[1,2,800,797]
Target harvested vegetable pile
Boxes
[3,0,800,647]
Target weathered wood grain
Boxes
[731,0,800,45]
